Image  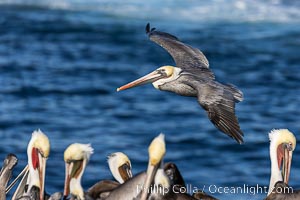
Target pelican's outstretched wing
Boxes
[186,78,244,144]
[146,23,214,79]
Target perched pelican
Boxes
[63,143,94,200]
[107,152,132,184]
[265,129,300,199]
[87,152,132,199]
[148,169,198,200]
[12,130,50,200]
[140,133,166,200]
[103,134,165,200]
[164,163,218,200]
[117,23,244,144]
[0,154,18,199]
[145,140,197,200]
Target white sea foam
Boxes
[0,0,300,23]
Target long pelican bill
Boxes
[282,143,293,185]
[63,163,71,198]
[29,146,48,200]
[117,70,165,92]
[63,161,84,198]
[28,150,47,200]
[38,156,47,200]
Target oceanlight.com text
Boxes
[136,184,293,196]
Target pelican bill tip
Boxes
[116,87,121,92]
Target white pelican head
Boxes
[117,66,181,91]
[107,152,132,184]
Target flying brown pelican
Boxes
[12,130,50,200]
[87,152,132,199]
[63,143,94,200]
[117,23,244,144]
[107,152,132,184]
[265,129,300,200]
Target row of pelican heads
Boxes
[0,129,299,200]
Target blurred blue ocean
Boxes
[0,0,300,199]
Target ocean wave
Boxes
[0,0,300,23]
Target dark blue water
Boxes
[0,1,300,199]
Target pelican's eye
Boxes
[38,149,46,158]
[281,142,293,152]
[285,142,293,151]
[157,68,167,76]
[159,66,174,77]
